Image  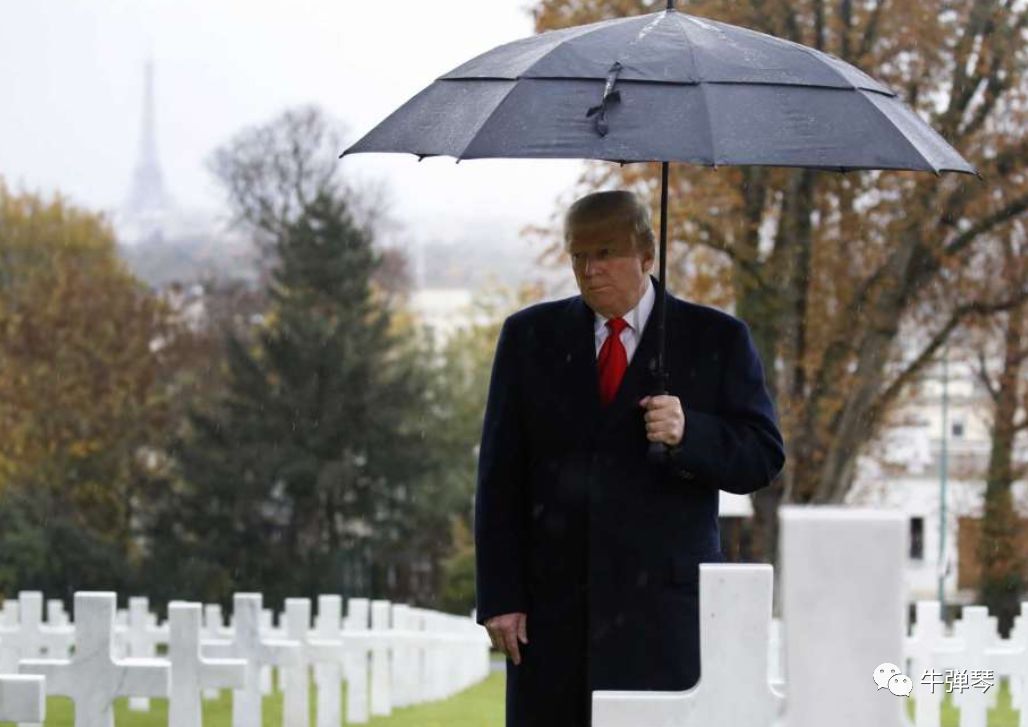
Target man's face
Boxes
[567,216,654,319]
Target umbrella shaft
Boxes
[655,161,669,393]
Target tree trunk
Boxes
[734,168,789,568]
[976,301,1025,637]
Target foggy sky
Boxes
[0,1,585,248]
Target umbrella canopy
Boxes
[341,2,976,459]
[343,6,975,175]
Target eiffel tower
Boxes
[123,60,172,244]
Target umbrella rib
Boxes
[440,17,621,82]
[784,39,864,92]
[453,80,524,161]
[701,14,894,96]
[519,14,652,79]
[673,13,717,165]
[851,89,943,174]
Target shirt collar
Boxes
[593,277,656,335]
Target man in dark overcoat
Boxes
[474,190,785,726]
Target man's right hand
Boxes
[484,612,528,665]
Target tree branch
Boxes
[958,8,1028,139]
[870,292,1028,424]
[839,0,853,60]
[940,0,995,139]
[944,193,1028,259]
[694,220,772,292]
[974,348,1001,404]
[857,0,885,59]
[814,0,826,50]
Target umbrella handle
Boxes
[647,440,670,464]
[645,386,672,464]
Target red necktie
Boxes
[597,317,628,405]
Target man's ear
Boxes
[642,250,655,274]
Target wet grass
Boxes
[10,670,1015,726]
[907,677,1017,727]
[0,669,505,727]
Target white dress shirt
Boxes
[593,277,655,364]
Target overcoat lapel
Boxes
[559,297,602,431]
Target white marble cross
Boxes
[202,603,231,700]
[312,595,345,727]
[46,600,68,628]
[287,600,376,727]
[282,599,312,727]
[203,604,230,640]
[0,592,72,672]
[203,592,301,727]
[906,601,959,727]
[592,564,782,727]
[405,608,431,702]
[126,596,168,711]
[0,598,19,627]
[306,596,378,727]
[258,607,279,695]
[19,591,169,727]
[370,599,392,716]
[167,601,246,727]
[390,604,418,708]
[992,603,1028,724]
[0,675,45,723]
[344,598,372,724]
[420,610,445,702]
[947,606,1000,727]
[778,507,909,727]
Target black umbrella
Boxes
[342,0,976,456]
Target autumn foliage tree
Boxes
[534,0,1028,562]
[0,182,194,596]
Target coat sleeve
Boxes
[668,317,785,494]
[474,317,529,624]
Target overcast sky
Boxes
[0,1,585,248]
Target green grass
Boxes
[10,671,1013,726]
[906,677,1016,727]
[0,669,505,727]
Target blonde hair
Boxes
[563,190,655,257]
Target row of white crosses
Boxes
[0,590,490,726]
[907,600,1028,727]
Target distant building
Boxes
[120,60,173,245]
[409,288,475,344]
[114,61,256,288]
[848,351,1028,605]
[718,345,1027,606]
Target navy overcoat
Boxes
[474,282,785,726]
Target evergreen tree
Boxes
[157,189,435,606]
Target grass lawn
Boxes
[5,671,1015,726]
[907,678,1015,727]
[0,669,505,727]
